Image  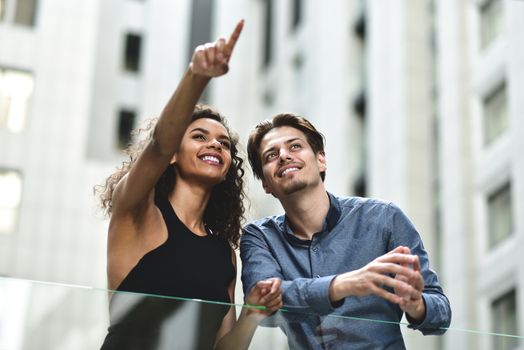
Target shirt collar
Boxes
[280,192,341,243]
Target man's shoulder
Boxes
[332,193,392,212]
[243,215,285,235]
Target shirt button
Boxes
[315,275,321,278]
[312,247,318,252]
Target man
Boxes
[240,113,451,349]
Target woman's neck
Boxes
[168,179,211,235]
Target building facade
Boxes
[0,0,522,349]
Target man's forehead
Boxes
[260,126,307,149]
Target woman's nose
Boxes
[208,139,222,149]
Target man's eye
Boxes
[266,152,277,161]
[290,143,301,150]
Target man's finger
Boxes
[386,246,406,255]
[376,253,416,265]
[412,255,421,271]
[369,262,416,278]
[370,284,402,305]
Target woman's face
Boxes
[173,118,233,186]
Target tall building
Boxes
[213,0,524,349]
[0,0,522,349]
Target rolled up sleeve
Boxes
[387,203,452,334]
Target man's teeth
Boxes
[202,156,220,164]
[282,167,298,176]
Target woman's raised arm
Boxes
[111,20,244,217]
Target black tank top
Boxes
[100,193,236,350]
[116,192,235,301]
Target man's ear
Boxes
[317,151,327,172]
[262,179,272,194]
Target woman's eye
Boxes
[220,141,231,149]
[193,134,206,141]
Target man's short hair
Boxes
[247,113,326,181]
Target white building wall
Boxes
[1,0,523,348]
[436,0,477,348]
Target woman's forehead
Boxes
[188,118,229,135]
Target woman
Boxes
[97,21,281,349]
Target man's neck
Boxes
[280,185,330,241]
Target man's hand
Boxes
[244,277,283,321]
[393,246,426,322]
[190,20,244,77]
[329,246,419,305]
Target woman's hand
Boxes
[190,20,244,77]
[244,277,283,321]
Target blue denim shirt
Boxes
[240,193,451,349]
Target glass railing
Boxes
[0,277,522,350]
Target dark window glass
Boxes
[492,289,519,350]
[0,0,6,22]
[14,0,38,26]
[124,33,142,73]
[117,109,136,149]
[483,83,507,146]
[263,0,273,68]
[488,182,513,248]
[188,0,214,101]
[291,0,302,30]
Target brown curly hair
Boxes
[95,105,246,248]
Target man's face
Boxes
[258,126,326,198]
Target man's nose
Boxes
[278,149,292,163]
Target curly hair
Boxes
[95,105,246,248]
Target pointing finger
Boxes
[225,19,244,57]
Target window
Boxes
[0,68,34,133]
[262,0,273,68]
[117,109,136,149]
[0,0,6,21]
[480,0,503,49]
[188,0,214,62]
[14,0,37,26]
[488,183,513,248]
[0,0,38,26]
[0,169,22,235]
[483,83,507,146]
[492,289,519,350]
[291,0,302,30]
[187,0,214,101]
[123,33,142,73]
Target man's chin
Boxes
[281,181,308,195]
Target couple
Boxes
[98,21,451,349]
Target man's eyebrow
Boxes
[285,137,303,144]
[262,146,276,155]
[261,137,304,156]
